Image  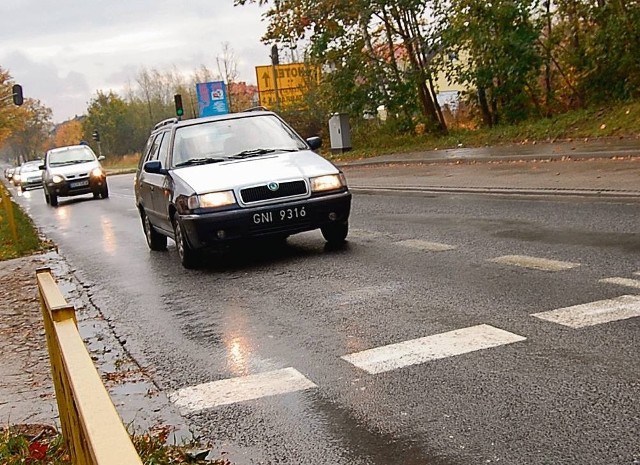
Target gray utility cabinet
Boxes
[328,113,352,154]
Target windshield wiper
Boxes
[175,157,226,167]
[228,148,298,159]
[51,161,79,166]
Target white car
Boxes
[41,145,108,207]
[134,109,352,268]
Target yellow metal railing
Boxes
[37,267,143,465]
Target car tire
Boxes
[142,211,167,251]
[100,184,109,199]
[173,217,198,269]
[49,192,58,207]
[321,221,349,245]
[44,189,50,205]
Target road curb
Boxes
[350,185,640,199]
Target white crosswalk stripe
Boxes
[531,295,640,328]
[341,324,526,374]
[599,277,640,289]
[489,255,580,271]
[395,239,456,252]
[169,367,317,413]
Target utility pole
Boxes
[270,44,280,109]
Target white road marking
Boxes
[396,239,456,252]
[341,324,526,374]
[599,277,640,289]
[490,255,580,271]
[169,367,317,413]
[531,295,640,328]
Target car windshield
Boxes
[172,114,307,167]
[21,163,41,172]
[49,147,96,166]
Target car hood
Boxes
[48,160,101,177]
[172,150,341,194]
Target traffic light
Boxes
[92,130,100,142]
[174,94,184,118]
[12,84,23,106]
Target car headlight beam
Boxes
[52,174,64,183]
[310,174,345,193]
[187,190,236,210]
[91,167,104,178]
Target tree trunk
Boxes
[478,87,493,127]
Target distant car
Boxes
[134,109,352,268]
[4,167,15,182]
[11,165,23,187]
[41,145,108,207]
[17,160,44,192]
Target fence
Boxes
[36,267,143,465]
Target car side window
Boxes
[157,131,170,166]
[146,133,164,163]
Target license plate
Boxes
[253,206,306,225]
[70,180,89,188]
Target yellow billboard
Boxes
[255,63,319,108]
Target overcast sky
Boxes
[0,0,272,123]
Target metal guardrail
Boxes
[36,267,143,465]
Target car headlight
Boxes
[310,174,346,193]
[187,190,236,210]
[91,167,104,177]
[13,174,21,182]
[52,174,64,183]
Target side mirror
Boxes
[38,164,45,170]
[306,136,322,150]
[98,155,105,161]
[143,160,168,175]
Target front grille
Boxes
[66,173,89,180]
[240,180,307,203]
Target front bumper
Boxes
[46,175,106,197]
[178,191,352,248]
[22,178,43,189]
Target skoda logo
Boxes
[267,182,279,192]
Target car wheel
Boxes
[93,190,100,199]
[142,211,167,251]
[49,192,58,207]
[321,221,349,245]
[101,184,109,199]
[173,217,197,268]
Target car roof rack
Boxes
[242,106,269,112]
[153,117,179,130]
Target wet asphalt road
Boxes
[13,173,640,465]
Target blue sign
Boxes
[196,81,229,117]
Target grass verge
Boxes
[330,102,640,161]
[0,182,51,261]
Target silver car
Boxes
[41,145,109,207]
[134,109,352,268]
[16,160,44,192]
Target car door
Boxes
[137,133,164,226]
[150,131,174,233]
